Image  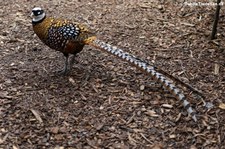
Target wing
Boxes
[57,23,81,40]
[53,19,95,42]
[46,18,95,50]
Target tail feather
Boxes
[89,39,197,122]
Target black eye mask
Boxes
[32,10,44,16]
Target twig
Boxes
[140,133,153,144]
[211,0,221,40]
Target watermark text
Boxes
[184,1,223,7]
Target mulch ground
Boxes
[0,0,225,148]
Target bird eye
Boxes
[32,10,42,16]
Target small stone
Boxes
[140,85,145,91]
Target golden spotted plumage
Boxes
[32,8,197,122]
[33,17,95,54]
[32,17,53,43]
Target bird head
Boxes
[31,7,46,23]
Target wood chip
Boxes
[190,145,198,149]
[12,145,19,149]
[152,143,164,149]
[180,22,195,27]
[214,63,220,75]
[0,91,14,99]
[0,133,9,144]
[145,110,159,117]
[175,113,182,122]
[30,109,43,123]
[126,112,135,124]
[95,123,104,131]
[54,147,64,149]
[162,104,173,109]
[218,103,225,109]
[68,77,75,85]
[128,133,137,146]
[99,105,104,110]
[50,127,59,134]
[140,133,153,144]
[169,134,176,139]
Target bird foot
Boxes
[55,67,70,76]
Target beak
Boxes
[30,12,34,18]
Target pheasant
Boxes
[31,7,197,122]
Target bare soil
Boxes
[0,0,225,148]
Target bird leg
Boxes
[57,54,79,75]
[69,54,80,67]
[57,53,69,75]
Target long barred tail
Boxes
[88,38,197,122]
